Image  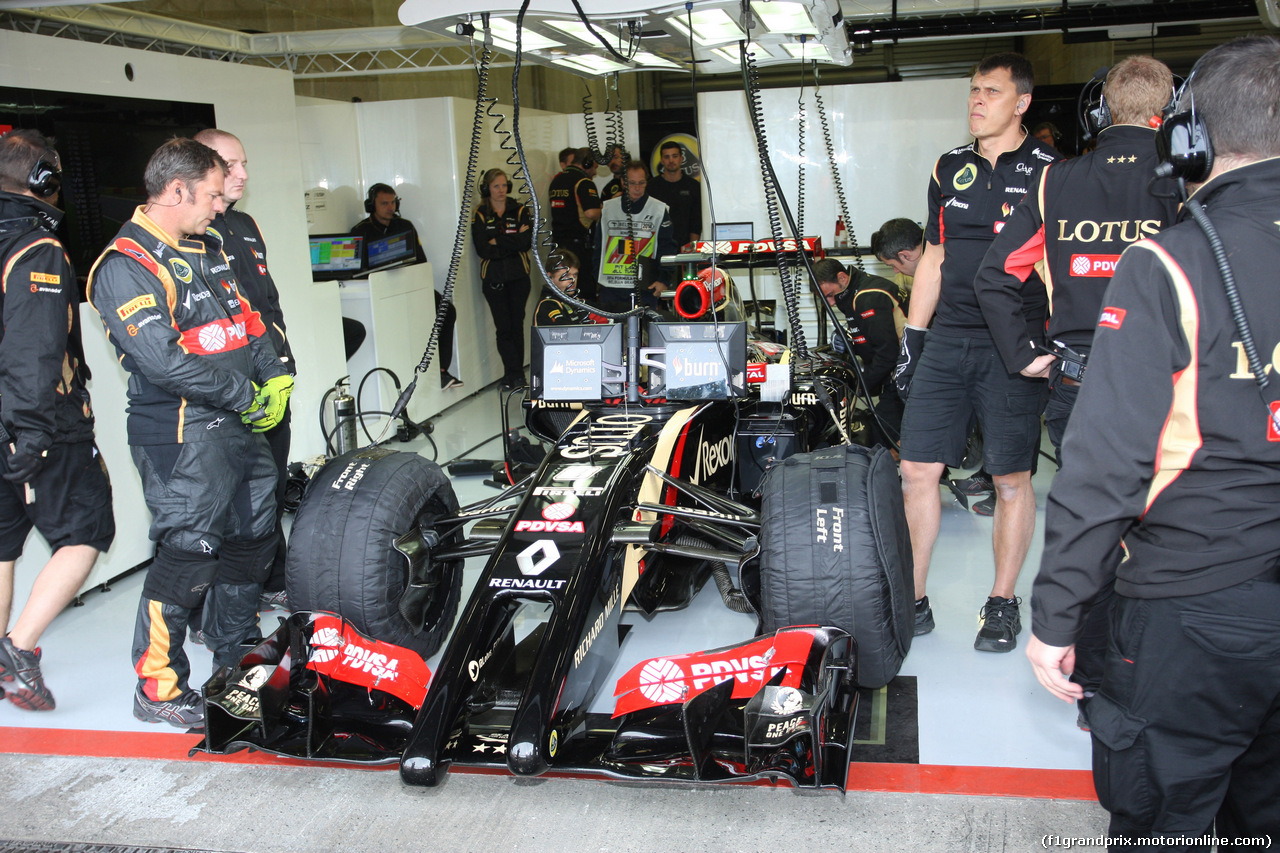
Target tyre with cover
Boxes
[286,447,462,659]
[756,443,914,688]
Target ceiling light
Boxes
[749,1,817,35]
[631,51,682,69]
[544,20,597,45]
[666,8,746,46]
[711,42,772,63]
[481,18,562,50]
[782,42,830,61]
[552,54,630,74]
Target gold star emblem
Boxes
[1107,156,1116,164]
[473,743,488,753]
[1129,155,1138,163]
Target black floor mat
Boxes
[847,674,919,765]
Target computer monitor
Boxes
[310,234,364,282]
[712,222,754,242]
[365,231,417,271]
[642,321,748,400]
[531,323,625,402]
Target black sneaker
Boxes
[913,596,935,636]
[440,372,463,391]
[974,596,1022,652]
[133,684,205,731]
[0,636,55,711]
[971,494,996,517]
[951,474,994,496]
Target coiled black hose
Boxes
[814,72,862,270]
[740,44,808,359]
[413,43,492,378]
[581,82,601,158]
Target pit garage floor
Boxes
[0,385,1109,852]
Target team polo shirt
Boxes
[925,134,1060,336]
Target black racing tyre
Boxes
[755,444,914,689]
[286,447,462,659]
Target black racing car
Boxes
[198,269,914,791]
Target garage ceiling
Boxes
[0,0,1271,89]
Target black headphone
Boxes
[1079,68,1109,142]
[364,183,400,215]
[1155,68,1213,183]
[478,169,512,199]
[1087,93,1112,137]
[28,151,61,199]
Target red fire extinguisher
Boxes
[834,216,849,249]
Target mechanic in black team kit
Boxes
[974,56,1178,465]
[645,141,702,248]
[548,148,602,301]
[0,130,114,711]
[1027,37,1280,843]
[894,53,1060,652]
[813,257,905,448]
[973,56,1178,718]
[194,129,296,613]
[88,138,290,730]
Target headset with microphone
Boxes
[0,130,62,199]
[1154,69,1213,185]
[27,150,62,199]
[364,182,401,215]
[478,169,513,199]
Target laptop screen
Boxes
[712,222,754,242]
[310,234,364,281]
[366,231,416,270]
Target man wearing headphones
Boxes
[548,148,601,302]
[88,138,290,730]
[194,129,296,613]
[351,183,460,389]
[1027,37,1280,842]
[0,130,114,711]
[600,144,627,202]
[595,160,675,314]
[894,53,1061,652]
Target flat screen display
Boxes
[531,324,625,401]
[310,234,364,281]
[366,231,415,270]
[712,222,754,242]
[642,322,748,400]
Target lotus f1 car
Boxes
[199,269,914,792]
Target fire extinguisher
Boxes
[331,379,357,456]
[834,216,849,249]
